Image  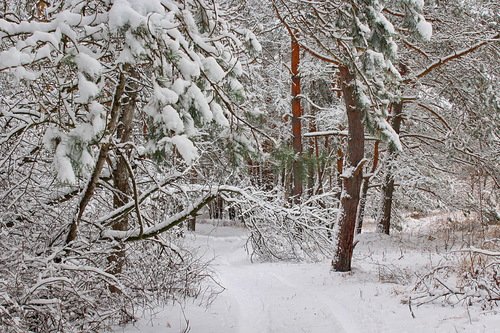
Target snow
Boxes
[356,84,372,110]
[12,67,38,81]
[154,83,179,105]
[364,50,386,76]
[192,34,219,54]
[54,142,76,184]
[355,16,371,35]
[182,10,199,34]
[371,8,395,35]
[202,57,226,83]
[0,47,32,69]
[170,135,198,165]
[75,52,102,79]
[232,60,243,76]
[376,118,403,152]
[417,19,433,41]
[160,105,184,133]
[69,123,95,143]
[188,84,213,122]
[410,0,425,11]
[56,19,77,39]
[42,127,61,151]
[33,44,53,62]
[171,78,190,95]
[127,0,164,15]
[24,30,61,48]
[245,31,262,53]
[108,0,146,32]
[79,149,94,172]
[229,78,245,98]
[89,101,106,134]
[178,57,201,79]
[124,30,147,58]
[211,102,230,127]
[76,73,99,103]
[113,220,500,333]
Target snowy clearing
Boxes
[113,220,500,333]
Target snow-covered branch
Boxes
[101,185,244,241]
[409,34,499,81]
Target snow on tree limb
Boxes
[451,247,500,257]
[100,185,244,241]
[408,34,499,82]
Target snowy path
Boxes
[216,265,351,333]
[212,249,357,333]
[115,223,500,333]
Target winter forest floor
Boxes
[113,217,500,333]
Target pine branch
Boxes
[407,34,499,82]
[271,0,341,65]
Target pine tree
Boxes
[273,0,429,271]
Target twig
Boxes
[408,296,416,319]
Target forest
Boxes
[0,0,498,332]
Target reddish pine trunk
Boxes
[332,65,365,272]
[291,36,303,202]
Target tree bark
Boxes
[356,178,370,235]
[307,105,317,197]
[377,101,403,235]
[356,141,379,234]
[332,65,365,272]
[107,68,138,291]
[65,69,128,245]
[291,35,303,202]
[335,147,344,202]
[187,217,196,231]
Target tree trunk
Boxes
[377,101,403,235]
[65,70,128,245]
[356,141,379,234]
[291,35,303,202]
[335,147,344,202]
[332,65,365,272]
[210,196,224,219]
[107,69,138,291]
[328,145,344,240]
[307,106,317,197]
[356,178,370,235]
[187,216,196,231]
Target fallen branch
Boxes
[451,247,500,257]
[101,189,218,241]
[100,185,244,241]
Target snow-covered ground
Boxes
[113,219,500,333]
